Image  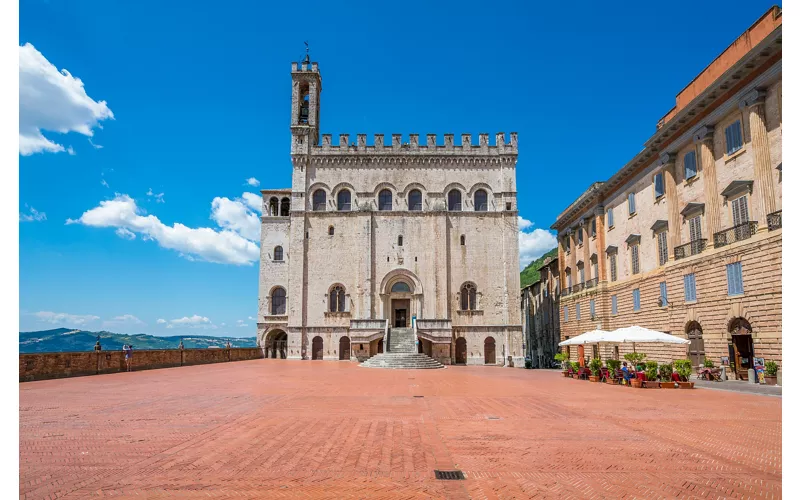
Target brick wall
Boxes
[20,348,265,382]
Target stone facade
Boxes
[521,257,561,368]
[552,7,782,379]
[257,59,523,367]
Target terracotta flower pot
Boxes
[660,381,676,389]
[630,379,642,388]
[606,378,618,385]
[589,375,599,382]
[572,374,580,379]
[677,382,694,389]
[562,371,569,377]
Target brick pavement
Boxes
[20,361,781,499]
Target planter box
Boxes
[660,381,676,389]
[642,381,659,388]
[630,379,642,388]
[606,378,618,385]
[589,375,600,382]
[765,375,777,386]
[562,371,570,377]
[572,374,580,379]
[677,382,694,389]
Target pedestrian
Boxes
[124,344,133,372]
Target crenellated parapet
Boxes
[314,132,518,156]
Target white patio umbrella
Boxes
[606,325,689,352]
[558,329,611,346]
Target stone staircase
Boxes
[360,328,444,369]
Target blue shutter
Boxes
[628,193,636,214]
[590,299,595,316]
[660,282,667,303]
[576,303,581,320]
[564,306,568,322]
[684,151,697,179]
[633,289,640,311]
[611,295,617,315]
[684,274,697,302]
[684,275,690,301]
[608,208,614,227]
[727,262,744,295]
[655,173,664,197]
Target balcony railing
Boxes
[767,210,782,231]
[561,288,571,297]
[674,239,707,260]
[585,278,598,289]
[571,283,584,294]
[713,222,758,248]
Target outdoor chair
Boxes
[600,367,610,382]
[615,369,626,385]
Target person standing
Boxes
[124,344,133,372]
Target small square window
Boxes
[628,193,636,215]
[684,273,697,302]
[654,172,665,198]
[727,262,744,296]
[632,288,641,311]
[684,151,697,180]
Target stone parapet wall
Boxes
[19,348,264,382]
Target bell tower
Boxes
[290,49,321,155]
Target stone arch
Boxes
[307,182,331,211]
[312,336,324,360]
[372,181,399,197]
[458,281,479,311]
[442,182,467,196]
[268,285,287,315]
[399,182,428,197]
[327,283,347,313]
[338,336,351,360]
[268,197,279,216]
[685,320,705,367]
[455,337,467,364]
[265,329,288,359]
[484,336,496,364]
[467,182,493,198]
[380,268,424,296]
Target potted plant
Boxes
[673,359,694,389]
[703,359,714,368]
[642,361,658,388]
[764,361,778,385]
[606,359,621,384]
[571,361,581,379]
[555,353,569,376]
[624,352,647,371]
[588,358,602,382]
[659,363,675,388]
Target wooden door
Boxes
[338,337,350,361]
[687,323,705,367]
[455,338,467,364]
[312,336,324,360]
[484,337,496,365]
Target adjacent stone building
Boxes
[521,257,561,369]
[552,6,782,380]
[257,58,524,367]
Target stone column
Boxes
[693,125,720,239]
[582,219,590,283]
[594,205,607,281]
[568,229,577,286]
[660,152,681,258]
[557,237,566,294]
[739,88,775,229]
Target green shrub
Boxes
[571,361,581,372]
[658,363,674,381]
[554,352,569,369]
[606,359,622,373]
[589,357,602,376]
[645,361,658,381]
[703,358,714,368]
[624,352,647,370]
[673,359,693,381]
[765,361,778,376]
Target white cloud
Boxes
[102,314,145,329]
[210,196,261,241]
[245,177,260,187]
[20,205,46,222]
[156,318,167,324]
[164,315,218,330]
[146,188,165,203]
[88,138,103,149]
[19,43,113,156]
[236,319,248,327]
[34,311,99,326]
[66,146,75,156]
[240,192,262,214]
[101,179,109,188]
[247,316,255,321]
[518,216,558,270]
[67,194,259,265]
[115,227,136,240]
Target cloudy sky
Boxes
[18,0,773,335]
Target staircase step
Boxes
[360,351,444,370]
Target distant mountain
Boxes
[19,328,257,353]
[520,247,558,289]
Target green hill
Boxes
[19,328,256,353]
[520,247,558,289]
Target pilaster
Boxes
[594,205,607,281]
[694,125,720,238]
[659,152,680,259]
[740,88,775,230]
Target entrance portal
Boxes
[338,337,351,361]
[484,337,496,364]
[686,321,705,368]
[729,317,753,380]
[312,336,324,360]
[455,337,467,364]
[268,331,287,359]
[392,299,410,327]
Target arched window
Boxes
[312,190,326,211]
[448,190,462,211]
[329,285,346,312]
[460,283,477,310]
[269,197,279,216]
[460,235,466,246]
[328,226,334,236]
[408,189,422,211]
[391,281,411,293]
[273,245,283,261]
[379,189,393,211]
[337,190,351,211]
[398,235,403,246]
[474,189,488,211]
[280,197,290,216]
[271,287,286,315]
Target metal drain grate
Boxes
[486,416,501,420]
[434,470,465,480]
[413,395,424,398]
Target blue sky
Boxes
[19,0,779,336]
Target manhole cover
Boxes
[434,470,465,480]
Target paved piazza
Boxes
[20,361,781,499]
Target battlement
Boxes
[312,132,517,155]
[291,61,320,73]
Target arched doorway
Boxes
[268,331,287,359]
[729,317,754,380]
[455,338,467,364]
[484,337,496,365]
[339,337,351,361]
[312,336,324,360]
[377,339,384,354]
[686,321,705,367]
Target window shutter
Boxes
[608,208,614,227]
[685,151,697,178]
[725,125,733,154]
